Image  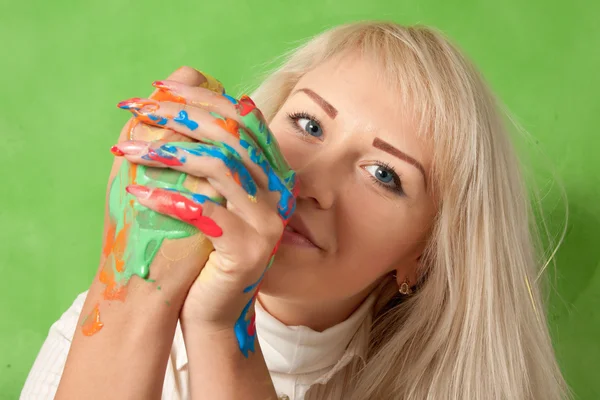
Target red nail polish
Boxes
[126,184,151,199]
[110,145,125,156]
[152,80,167,89]
[237,95,257,117]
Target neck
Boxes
[256,287,375,332]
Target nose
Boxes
[293,158,337,210]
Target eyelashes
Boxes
[286,111,405,196]
[287,111,324,140]
[365,162,405,196]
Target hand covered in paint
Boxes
[113,82,298,356]
[84,67,226,339]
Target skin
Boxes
[258,53,437,330]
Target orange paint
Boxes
[215,118,240,139]
[102,221,116,259]
[82,303,104,336]
[151,88,187,104]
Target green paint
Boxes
[157,285,161,291]
[105,162,208,287]
[240,108,292,177]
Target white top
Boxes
[21,291,375,400]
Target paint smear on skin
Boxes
[155,141,258,198]
[223,94,238,105]
[219,96,300,357]
[83,85,224,336]
[144,146,184,166]
[215,117,241,139]
[82,304,104,336]
[93,84,298,359]
[211,102,297,220]
[128,185,223,237]
[173,110,199,131]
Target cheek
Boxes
[336,200,416,271]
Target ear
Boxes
[394,254,422,288]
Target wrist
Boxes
[181,321,277,400]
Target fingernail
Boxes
[111,141,147,156]
[110,145,125,156]
[152,80,169,89]
[239,95,256,107]
[126,184,152,199]
[117,98,158,111]
[237,95,257,116]
[117,97,141,109]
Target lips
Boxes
[285,216,321,249]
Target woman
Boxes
[22,21,568,399]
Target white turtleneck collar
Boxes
[255,294,376,376]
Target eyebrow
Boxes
[373,137,427,188]
[293,88,338,119]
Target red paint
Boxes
[147,148,183,166]
[126,185,223,237]
[110,145,125,156]
[246,281,262,337]
[237,95,257,116]
[247,313,256,337]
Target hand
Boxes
[114,82,299,357]
[85,67,226,338]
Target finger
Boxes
[120,140,258,196]
[126,185,225,237]
[126,185,273,286]
[234,96,299,221]
[234,96,290,177]
[118,96,298,222]
[116,140,269,221]
[152,79,238,118]
[120,97,267,165]
[103,67,212,260]
[116,99,271,189]
[117,67,218,143]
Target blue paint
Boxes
[223,94,238,105]
[142,145,184,164]
[190,193,222,205]
[148,114,168,126]
[239,139,296,220]
[234,297,256,358]
[174,110,199,131]
[164,142,258,197]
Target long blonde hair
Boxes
[250,21,569,400]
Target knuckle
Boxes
[199,156,227,177]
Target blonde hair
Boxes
[250,21,569,399]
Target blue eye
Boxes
[288,112,324,140]
[364,165,394,184]
[297,118,323,138]
[364,163,405,196]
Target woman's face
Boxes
[259,53,437,328]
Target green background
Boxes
[0,0,598,398]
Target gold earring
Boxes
[398,279,413,295]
